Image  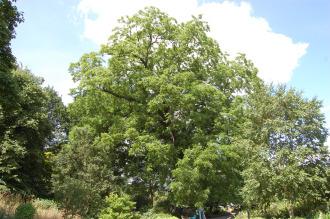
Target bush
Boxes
[54,177,102,218]
[32,198,58,209]
[0,209,7,219]
[312,212,330,219]
[14,203,36,219]
[264,201,289,218]
[141,210,178,219]
[152,193,172,213]
[0,185,10,193]
[235,211,264,219]
[99,193,140,219]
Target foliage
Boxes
[1,1,67,197]
[54,7,261,214]
[0,0,23,72]
[151,192,173,213]
[14,203,36,219]
[0,0,23,112]
[0,192,63,219]
[44,86,69,151]
[141,210,178,219]
[54,177,102,218]
[313,212,330,219]
[0,68,52,196]
[99,193,140,219]
[1,3,328,218]
[32,198,58,210]
[171,144,242,208]
[240,85,329,217]
[52,126,109,217]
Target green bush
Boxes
[14,203,36,219]
[54,178,102,218]
[152,193,172,213]
[99,193,140,219]
[141,211,178,219]
[312,212,330,219]
[235,211,264,219]
[0,184,10,193]
[32,198,58,209]
[264,201,289,218]
[0,209,7,219]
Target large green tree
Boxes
[54,7,261,215]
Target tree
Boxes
[0,68,50,194]
[0,0,23,134]
[240,85,329,217]
[54,6,261,214]
[0,1,24,190]
[0,0,23,71]
[1,1,68,197]
[52,126,113,217]
[0,68,67,196]
[44,86,69,151]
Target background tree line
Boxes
[1,1,329,218]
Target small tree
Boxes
[53,126,114,217]
[99,193,140,219]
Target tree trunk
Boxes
[247,208,251,219]
[288,200,294,218]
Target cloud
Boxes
[76,0,308,83]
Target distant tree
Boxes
[240,85,329,217]
[44,87,69,151]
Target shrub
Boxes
[235,211,265,219]
[54,177,102,218]
[313,212,330,219]
[32,198,58,209]
[141,210,178,219]
[264,201,289,218]
[152,193,172,213]
[0,185,10,193]
[14,203,36,219]
[0,209,7,219]
[99,193,139,219]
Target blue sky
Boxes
[12,0,330,137]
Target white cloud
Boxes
[76,0,308,83]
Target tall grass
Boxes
[0,192,69,219]
[235,210,330,219]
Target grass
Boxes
[235,210,330,219]
[0,193,69,219]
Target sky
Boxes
[12,0,330,143]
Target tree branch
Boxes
[100,88,141,103]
